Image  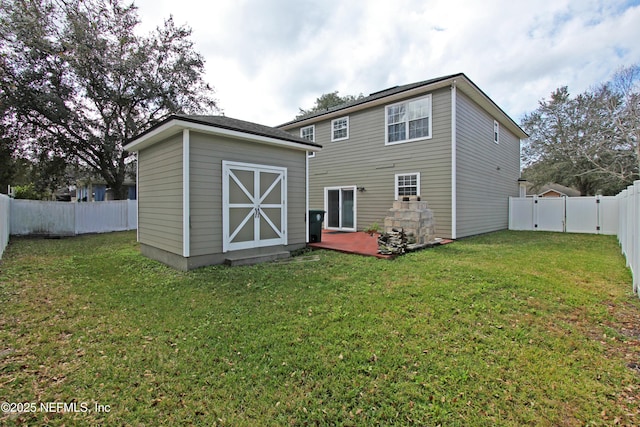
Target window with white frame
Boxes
[385,95,432,145]
[493,120,499,144]
[300,125,315,141]
[395,173,420,199]
[331,116,349,141]
[300,125,315,157]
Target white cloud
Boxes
[133,0,640,126]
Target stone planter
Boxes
[382,198,436,247]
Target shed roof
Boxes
[278,73,528,140]
[124,114,322,153]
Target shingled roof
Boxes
[277,73,528,140]
[126,114,321,150]
[175,115,320,147]
[278,73,462,127]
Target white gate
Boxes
[508,197,534,230]
[509,196,618,235]
[222,161,287,253]
[565,197,598,233]
[537,198,565,232]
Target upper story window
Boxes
[395,173,420,200]
[493,120,500,144]
[385,95,432,145]
[331,116,349,142]
[300,125,315,157]
[300,125,315,142]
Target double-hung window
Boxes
[300,125,315,142]
[331,117,349,142]
[493,120,499,144]
[395,173,420,200]
[385,95,432,145]
[300,125,315,157]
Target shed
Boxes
[124,115,322,270]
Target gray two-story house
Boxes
[278,73,528,239]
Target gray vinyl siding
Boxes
[455,91,521,237]
[189,131,307,257]
[299,87,454,238]
[137,134,183,255]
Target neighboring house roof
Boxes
[124,114,323,153]
[278,73,529,140]
[76,180,136,187]
[539,189,566,197]
[527,183,582,197]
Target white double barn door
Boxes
[222,161,287,253]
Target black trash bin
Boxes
[309,210,326,243]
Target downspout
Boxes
[306,152,310,243]
[451,80,457,239]
[182,129,190,258]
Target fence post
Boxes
[629,181,640,295]
[0,195,10,259]
[532,195,538,231]
[596,195,601,235]
[626,184,634,290]
[74,201,78,235]
[618,190,627,259]
[508,197,513,230]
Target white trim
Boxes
[125,119,321,153]
[323,186,357,232]
[135,152,139,242]
[394,172,421,200]
[182,129,190,257]
[331,116,349,142]
[494,120,500,144]
[451,82,457,239]
[222,160,287,253]
[384,94,433,146]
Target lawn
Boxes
[1,231,639,426]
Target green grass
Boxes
[1,231,639,426]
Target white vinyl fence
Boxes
[510,183,640,298]
[509,195,618,235]
[74,201,138,234]
[617,181,640,296]
[0,194,9,259]
[9,200,137,236]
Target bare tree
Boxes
[521,66,639,195]
[605,65,640,173]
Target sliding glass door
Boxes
[325,186,356,231]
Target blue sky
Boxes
[134,0,640,127]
